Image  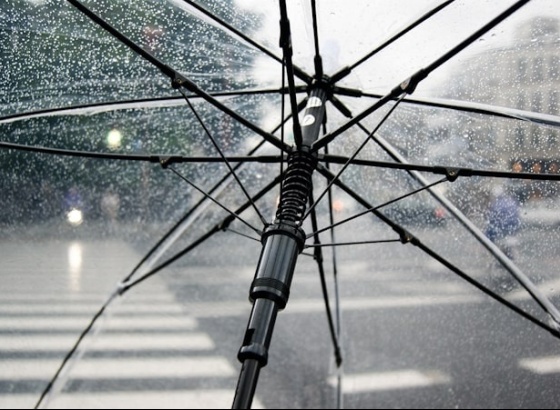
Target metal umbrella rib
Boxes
[65,0,292,154]
[314,0,533,151]
[316,165,560,338]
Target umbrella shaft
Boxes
[234,234,298,409]
[233,85,327,409]
[233,359,261,409]
[233,85,328,409]
[237,231,303,366]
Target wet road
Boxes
[1,224,560,409]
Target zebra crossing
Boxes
[0,240,264,409]
[0,287,263,409]
[3,238,560,408]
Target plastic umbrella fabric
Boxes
[2,0,560,408]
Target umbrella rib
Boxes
[330,0,457,83]
[315,0,533,151]
[65,0,290,153]
[127,165,284,283]
[65,0,174,79]
[311,0,320,59]
[308,194,343,368]
[303,95,405,221]
[124,102,303,281]
[415,241,560,338]
[326,72,560,324]
[310,0,324,78]
[122,173,284,293]
[0,141,157,162]
[281,58,287,192]
[34,289,121,409]
[167,166,262,235]
[179,89,268,226]
[178,0,312,84]
[320,155,560,182]
[35,216,230,408]
[422,0,532,80]
[223,227,261,243]
[0,88,308,125]
[305,239,401,248]
[320,86,560,326]
[336,90,560,130]
[26,138,553,183]
[307,177,448,239]
[316,166,560,339]
[279,0,303,148]
[355,124,560,327]
[0,140,290,165]
[324,142,343,410]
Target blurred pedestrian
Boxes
[485,186,521,260]
[100,188,120,223]
[64,186,84,211]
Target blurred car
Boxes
[383,197,448,226]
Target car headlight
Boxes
[67,209,84,226]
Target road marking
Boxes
[0,294,177,304]
[509,278,560,300]
[0,394,37,410]
[0,304,186,315]
[299,294,483,312]
[1,303,187,315]
[0,357,236,380]
[177,294,484,318]
[329,369,451,393]
[0,242,267,409]
[519,356,560,374]
[0,316,198,331]
[0,391,266,410]
[0,333,214,353]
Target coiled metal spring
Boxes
[276,151,317,224]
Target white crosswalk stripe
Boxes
[0,298,261,409]
[1,357,236,380]
[328,370,452,393]
[519,356,560,374]
[0,303,186,315]
[0,316,199,331]
[0,391,261,410]
[0,333,215,352]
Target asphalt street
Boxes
[1,223,560,409]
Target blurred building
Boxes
[446,17,560,198]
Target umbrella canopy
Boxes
[2,0,560,408]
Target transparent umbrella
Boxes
[2,0,560,409]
